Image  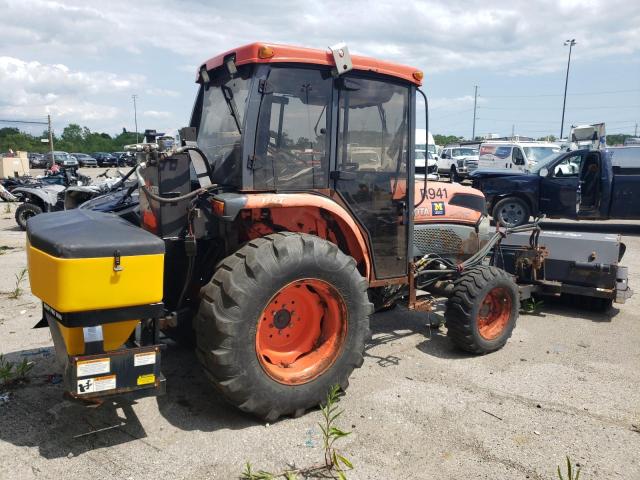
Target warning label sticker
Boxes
[137,374,156,386]
[77,358,110,378]
[134,351,156,367]
[76,375,116,394]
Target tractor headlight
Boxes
[457,159,465,167]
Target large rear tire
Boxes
[445,266,519,354]
[194,232,372,421]
[15,202,43,230]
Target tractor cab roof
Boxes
[198,42,423,86]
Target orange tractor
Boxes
[26,43,521,420]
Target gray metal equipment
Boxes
[498,229,632,304]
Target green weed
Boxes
[8,267,27,299]
[242,384,354,480]
[0,354,34,386]
[521,297,544,314]
[557,456,581,480]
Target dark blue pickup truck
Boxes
[470,148,640,227]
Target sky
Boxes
[1,0,639,140]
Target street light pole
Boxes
[472,85,478,140]
[560,39,576,139]
[47,114,54,168]
[132,94,139,143]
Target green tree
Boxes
[433,134,463,146]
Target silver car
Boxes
[43,151,79,168]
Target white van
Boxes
[415,129,438,159]
[478,141,561,172]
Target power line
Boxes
[0,118,48,125]
[479,88,640,98]
[479,105,640,111]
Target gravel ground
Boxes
[0,171,638,479]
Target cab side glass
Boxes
[254,67,332,190]
[513,148,525,165]
[553,154,582,177]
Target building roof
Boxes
[198,42,422,86]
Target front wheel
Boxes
[15,203,43,230]
[450,166,461,183]
[493,197,530,228]
[445,266,519,354]
[194,232,372,420]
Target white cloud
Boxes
[5,0,640,75]
[142,110,170,119]
[2,0,639,134]
[145,88,181,98]
[0,56,139,124]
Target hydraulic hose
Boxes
[134,163,218,203]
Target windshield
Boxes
[531,152,565,173]
[415,150,426,160]
[196,66,252,184]
[524,146,560,163]
[453,148,476,157]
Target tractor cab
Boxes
[170,43,424,281]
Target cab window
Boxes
[253,67,332,190]
[513,147,525,165]
[553,154,582,177]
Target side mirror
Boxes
[539,168,548,177]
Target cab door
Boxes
[332,76,412,279]
[539,152,584,218]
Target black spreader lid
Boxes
[27,209,165,259]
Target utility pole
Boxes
[132,94,139,143]
[47,114,54,168]
[635,122,638,137]
[560,39,576,139]
[511,124,515,139]
[472,85,478,140]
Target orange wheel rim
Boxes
[477,287,512,340]
[256,278,347,385]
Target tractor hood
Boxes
[412,181,485,226]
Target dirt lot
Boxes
[0,172,639,479]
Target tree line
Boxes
[0,124,139,154]
[1,123,634,155]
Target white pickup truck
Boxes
[437,146,479,182]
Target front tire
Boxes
[445,266,519,354]
[450,166,461,183]
[15,203,43,230]
[194,232,372,420]
[493,197,530,228]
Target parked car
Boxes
[92,152,118,167]
[43,151,79,168]
[28,153,46,168]
[470,148,640,227]
[478,141,561,172]
[437,146,479,182]
[415,149,439,180]
[71,153,98,168]
[113,151,137,166]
